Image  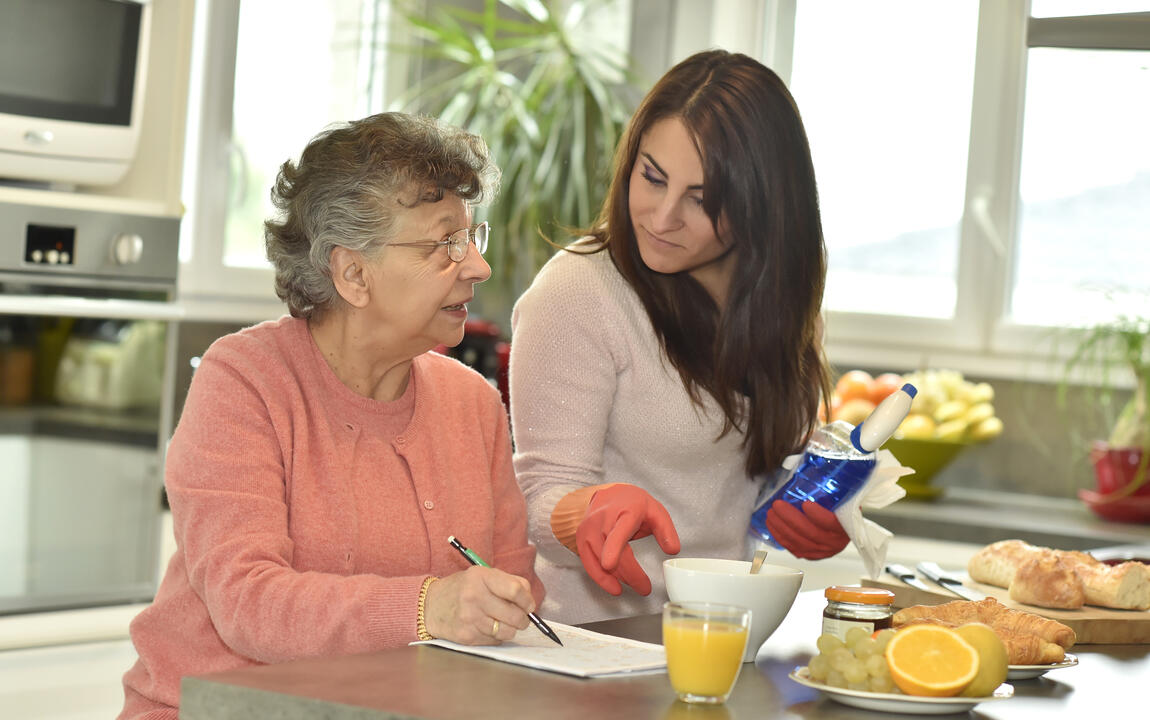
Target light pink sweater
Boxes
[119,316,542,719]
[510,248,764,625]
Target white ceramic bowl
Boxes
[663,557,803,663]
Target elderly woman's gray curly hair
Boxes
[264,112,500,319]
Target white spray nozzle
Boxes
[850,383,917,452]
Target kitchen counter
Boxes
[181,588,1150,719]
[867,486,1150,551]
[4,495,1148,651]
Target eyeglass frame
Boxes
[387,221,489,263]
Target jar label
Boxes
[822,617,875,641]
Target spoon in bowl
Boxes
[750,548,768,574]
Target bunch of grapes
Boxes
[807,627,900,694]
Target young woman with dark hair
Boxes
[510,50,848,624]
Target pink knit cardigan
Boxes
[119,317,543,719]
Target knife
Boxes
[916,561,986,601]
[885,563,932,592]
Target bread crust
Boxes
[1008,552,1086,609]
[967,539,1150,611]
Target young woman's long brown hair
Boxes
[582,49,831,478]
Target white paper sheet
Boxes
[411,621,667,678]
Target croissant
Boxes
[896,617,1065,665]
[893,597,1076,665]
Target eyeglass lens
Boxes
[448,223,488,262]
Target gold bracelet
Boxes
[416,576,438,641]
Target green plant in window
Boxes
[1058,312,1150,496]
[390,0,638,325]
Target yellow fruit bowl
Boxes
[881,436,971,501]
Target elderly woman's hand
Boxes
[423,566,536,645]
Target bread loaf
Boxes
[968,540,1038,588]
[968,538,1150,611]
[1073,560,1150,610]
[1008,551,1086,609]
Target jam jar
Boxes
[821,585,895,640]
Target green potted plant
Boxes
[390,0,639,327]
[1059,312,1150,520]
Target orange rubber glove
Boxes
[764,500,850,560]
[552,484,681,596]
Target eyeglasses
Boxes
[389,221,489,263]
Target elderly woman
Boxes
[118,113,544,719]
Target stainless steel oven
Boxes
[0,193,179,614]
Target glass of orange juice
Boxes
[662,601,752,704]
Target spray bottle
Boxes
[749,383,917,548]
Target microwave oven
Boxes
[0,0,151,187]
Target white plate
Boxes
[789,667,1013,715]
[1007,653,1079,680]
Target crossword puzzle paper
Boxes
[412,621,667,677]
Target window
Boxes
[179,0,390,304]
[779,0,1150,376]
[1013,48,1150,326]
[790,1,979,320]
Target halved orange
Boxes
[884,624,979,697]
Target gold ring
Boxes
[491,619,500,636]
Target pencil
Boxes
[447,535,563,646]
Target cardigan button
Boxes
[396,435,406,444]
[423,500,434,510]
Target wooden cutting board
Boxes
[864,572,1150,644]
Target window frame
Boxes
[767,0,1150,383]
[177,0,400,320]
[180,0,257,300]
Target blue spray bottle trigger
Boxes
[849,383,918,453]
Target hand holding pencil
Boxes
[420,556,539,646]
[449,536,563,646]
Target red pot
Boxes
[1090,442,1150,497]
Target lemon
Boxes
[956,623,1009,697]
[933,400,969,424]
[934,418,969,442]
[963,403,996,426]
[969,416,1005,441]
[895,413,937,440]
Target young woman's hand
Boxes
[423,566,535,645]
[764,500,849,559]
[575,484,681,596]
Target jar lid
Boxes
[824,585,895,605]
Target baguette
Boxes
[1073,560,1150,611]
[967,539,1039,588]
[1008,551,1086,609]
[967,539,1150,611]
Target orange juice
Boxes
[663,618,749,698]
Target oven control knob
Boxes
[112,233,144,265]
